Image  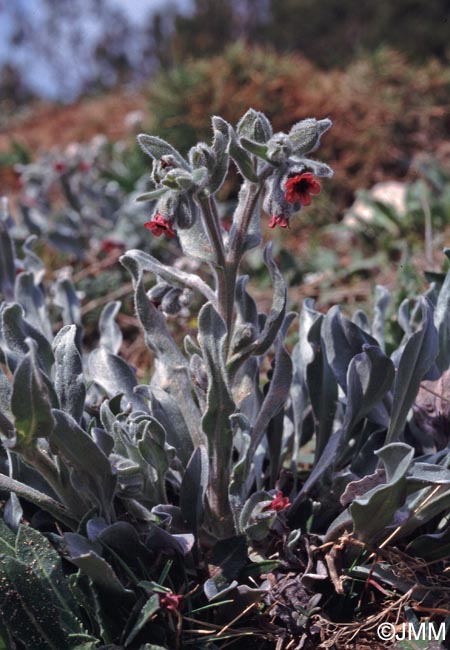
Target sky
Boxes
[0,0,194,100]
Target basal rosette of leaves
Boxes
[0,110,449,648]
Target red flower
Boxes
[269,491,291,512]
[78,161,90,173]
[53,161,67,174]
[144,213,176,239]
[159,592,183,612]
[285,172,321,206]
[101,238,125,254]
[268,214,290,229]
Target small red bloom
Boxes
[78,161,90,173]
[285,172,321,206]
[101,238,125,254]
[269,491,291,512]
[159,592,183,612]
[268,214,290,229]
[144,213,176,239]
[53,161,67,174]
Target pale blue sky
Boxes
[0,0,194,100]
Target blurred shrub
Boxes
[148,44,450,213]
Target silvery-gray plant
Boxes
[15,136,154,256]
[1,108,450,647]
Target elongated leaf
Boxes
[386,299,438,444]
[98,301,123,354]
[64,533,133,598]
[198,302,235,531]
[53,325,85,422]
[208,116,230,193]
[15,525,83,635]
[227,243,286,374]
[10,339,55,449]
[343,345,395,434]
[14,271,52,341]
[240,137,270,161]
[0,213,15,302]
[50,409,116,521]
[228,129,258,182]
[372,285,391,352]
[124,595,160,647]
[289,118,332,155]
[53,278,82,327]
[350,443,414,542]
[0,556,76,649]
[248,338,293,459]
[306,314,338,461]
[180,445,209,534]
[122,258,204,447]
[137,134,189,169]
[121,249,215,302]
[322,305,379,392]
[1,302,54,375]
[88,347,147,412]
[148,388,195,468]
[434,268,450,372]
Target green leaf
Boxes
[208,116,230,193]
[248,337,293,459]
[343,345,395,434]
[228,128,258,182]
[305,314,338,462]
[88,347,147,412]
[121,258,204,448]
[350,443,414,542]
[434,267,450,372]
[386,299,438,444]
[180,445,209,534]
[288,118,332,155]
[15,525,83,635]
[136,187,170,202]
[10,339,55,449]
[64,533,133,598]
[14,271,52,341]
[0,212,16,302]
[124,594,159,647]
[121,248,215,302]
[137,134,188,169]
[240,137,269,161]
[50,409,116,521]
[198,302,235,532]
[53,325,86,423]
[0,555,79,649]
[99,301,123,354]
[1,302,54,375]
[227,243,287,375]
[322,305,379,393]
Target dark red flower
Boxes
[53,161,67,174]
[159,592,183,612]
[285,172,321,206]
[101,239,125,254]
[78,161,90,173]
[268,214,290,229]
[269,491,291,511]
[144,213,176,239]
